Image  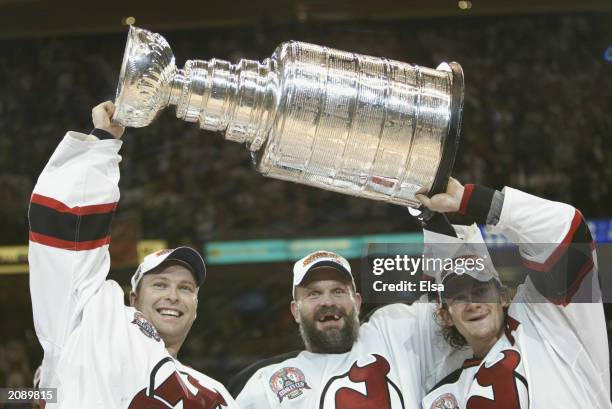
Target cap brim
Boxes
[164,247,206,286]
[298,260,353,286]
[439,274,501,304]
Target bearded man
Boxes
[233,250,468,409]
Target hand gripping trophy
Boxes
[113,26,464,207]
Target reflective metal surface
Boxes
[114,26,464,207]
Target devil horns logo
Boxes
[320,354,405,409]
[128,358,227,409]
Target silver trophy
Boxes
[114,26,464,207]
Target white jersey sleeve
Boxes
[236,369,273,409]
[366,300,468,392]
[491,187,608,401]
[489,186,599,304]
[28,131,122,384]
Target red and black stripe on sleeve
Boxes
[29,194,117,251]
[523,209,595,306]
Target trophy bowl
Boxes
[113,26,177,127]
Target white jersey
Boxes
[28,132,239,409]
[422,187,610,409]
[236,300,469,409]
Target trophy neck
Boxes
[169,70,186,107]
[171,58,278,151]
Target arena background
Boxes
[0,0,611,394]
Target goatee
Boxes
[299,306,360,353]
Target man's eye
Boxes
[153,282,166,288]
[180,286,194,292]
[308,291,320,297]
[333,288,346,295]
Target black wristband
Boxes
[462,184,496,224]
[90,128,115,140]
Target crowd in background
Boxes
[0,13,611,384]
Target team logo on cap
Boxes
[131,311,161,342]
[430,393,459,409]
[302,251,341,267]
[269,367,310,402]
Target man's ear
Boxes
[353,292,362,315]
[437,306,454,327]
[129,291,137,307]
[290,300,301,324]
[499,287,511,308]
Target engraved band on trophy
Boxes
[114,26,464,207]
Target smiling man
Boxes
[129,247,205,357]
[437,275,508,357]
[233,250,468,409]
[416,178,610,409]
[290,253,361,355]
[28,101,238,408]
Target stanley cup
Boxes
[114,26,464,207]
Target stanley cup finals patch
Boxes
[269,367,311,402]
[431,393,459,409]
[131,311,161,342]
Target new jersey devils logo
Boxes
[128,357,227,409]
[320,354,404,409]
[467,350,527,409]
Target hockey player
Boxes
[28,101,238,408]
[233,249,469,409]
[417,178,610,408]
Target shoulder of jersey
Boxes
[228,350,303,398]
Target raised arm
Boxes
[417,178,596,304]
[28,102,124,380]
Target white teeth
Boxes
[334,315,340,320]
[159,309,180,317]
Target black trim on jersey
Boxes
[29,202,115,243]
[386,376,405,409]
[228,350,301,398]
[149,357,174,397]
[515,370,530,409]
[515,371,528,390]
[427,366,464,393]
[527,218,594,304]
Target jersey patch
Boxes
[269,367,311,402]
[132,311,161,342]
[430,393,459,409]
